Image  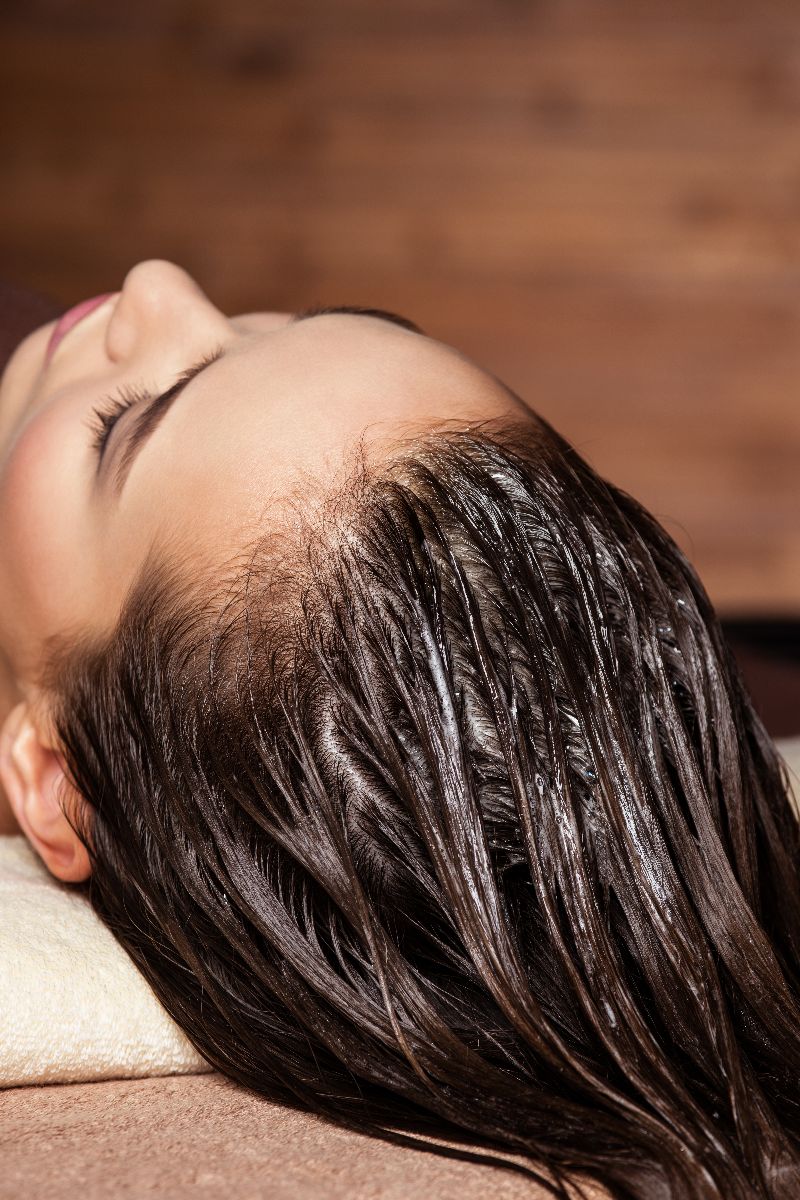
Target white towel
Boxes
[0,835,211,1088]
[0,738,798,1090]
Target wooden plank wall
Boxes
[1,1,799,613]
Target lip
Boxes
[44,293,115,367]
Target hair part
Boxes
[43,415,800,1200]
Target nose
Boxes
[104,260,230,363]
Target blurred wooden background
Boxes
[1,0,799,614]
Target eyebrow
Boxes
[100,304,424,499]
[291,304,424,335]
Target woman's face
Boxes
[0,260,525,704]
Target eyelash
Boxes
[87,383,151,457]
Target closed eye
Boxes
[86,349,224,465]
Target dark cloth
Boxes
[722,620,800,738]
[0,279,63,377]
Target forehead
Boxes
[118,315,520,552]
[135,314,513,501]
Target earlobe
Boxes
[0,701,91,882]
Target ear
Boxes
[0,701,91,882]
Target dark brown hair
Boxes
[45,414,800,1199]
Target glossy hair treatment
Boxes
[41,416,800,1199]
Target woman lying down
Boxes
[0,260,798,1200]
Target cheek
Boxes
[0,409,94,672]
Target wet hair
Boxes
[41,413,800,1199]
